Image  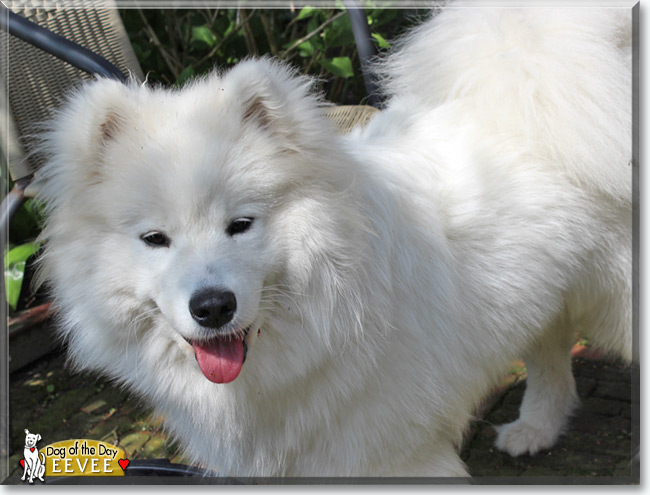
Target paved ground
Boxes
[461,351,638,482]
[5,345,638,483]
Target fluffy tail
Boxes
[379,2,633,204]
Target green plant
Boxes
[5,241,40,311]
[120,7,427,104]
[4,195,45,311]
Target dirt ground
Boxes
[4,345,638,484]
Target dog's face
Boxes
[24,430,40,448]
[38,60,367,389]
[106,114,292,383]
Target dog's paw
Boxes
[493,420,559,457]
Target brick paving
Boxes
[462,352,638,481]
[5,346,638,483]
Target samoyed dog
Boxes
[35,3,632,477]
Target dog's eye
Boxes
[227,217,254,236]
[141,231,171,248]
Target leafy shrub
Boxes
[120,7,427,104]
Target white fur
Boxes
[35,3,633,477]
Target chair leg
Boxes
[0,176,31,466]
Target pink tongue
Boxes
[192,337,244,384]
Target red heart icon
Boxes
[118,458,130,471]
[19,459,25,468]
[30,447,35,452]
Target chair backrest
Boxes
[326,105,379,134]
[0,0,143,182]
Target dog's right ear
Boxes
[98,109,126,147]
[24,429,29,435]
[41,78,133,185]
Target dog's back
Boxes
[380,3,632,205]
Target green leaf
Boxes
[23,199,46,228]
[216,15,234,39]
[320,56,354,79]
[5,242,39,270]
[5,261,25,311]
[297,6,319,20]
[371,32,391,49]
[368,8,399,29]
[322,15,354,48]
[4,242,39,311]
[191,25,217,48]
[176,66,196,86]
[297,40,315,58]
[10,199,45,244]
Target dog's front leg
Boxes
[26,460,36,484]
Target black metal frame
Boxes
[0,5,126,82]
[342,0,380,108]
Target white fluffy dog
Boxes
[35,3,633,477]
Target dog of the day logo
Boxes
[20,428,129,482]
[20,430,45,483]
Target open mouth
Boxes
[188,327,251,384]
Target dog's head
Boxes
[37,59,370,390]
[24,430,41,448]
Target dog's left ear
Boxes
[36,434,41,442]
[223,58,329,148]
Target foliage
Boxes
[4,197,45,312]
[5,240,40,311]
[120,7,427,104]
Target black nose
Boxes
[189,288,237,329]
